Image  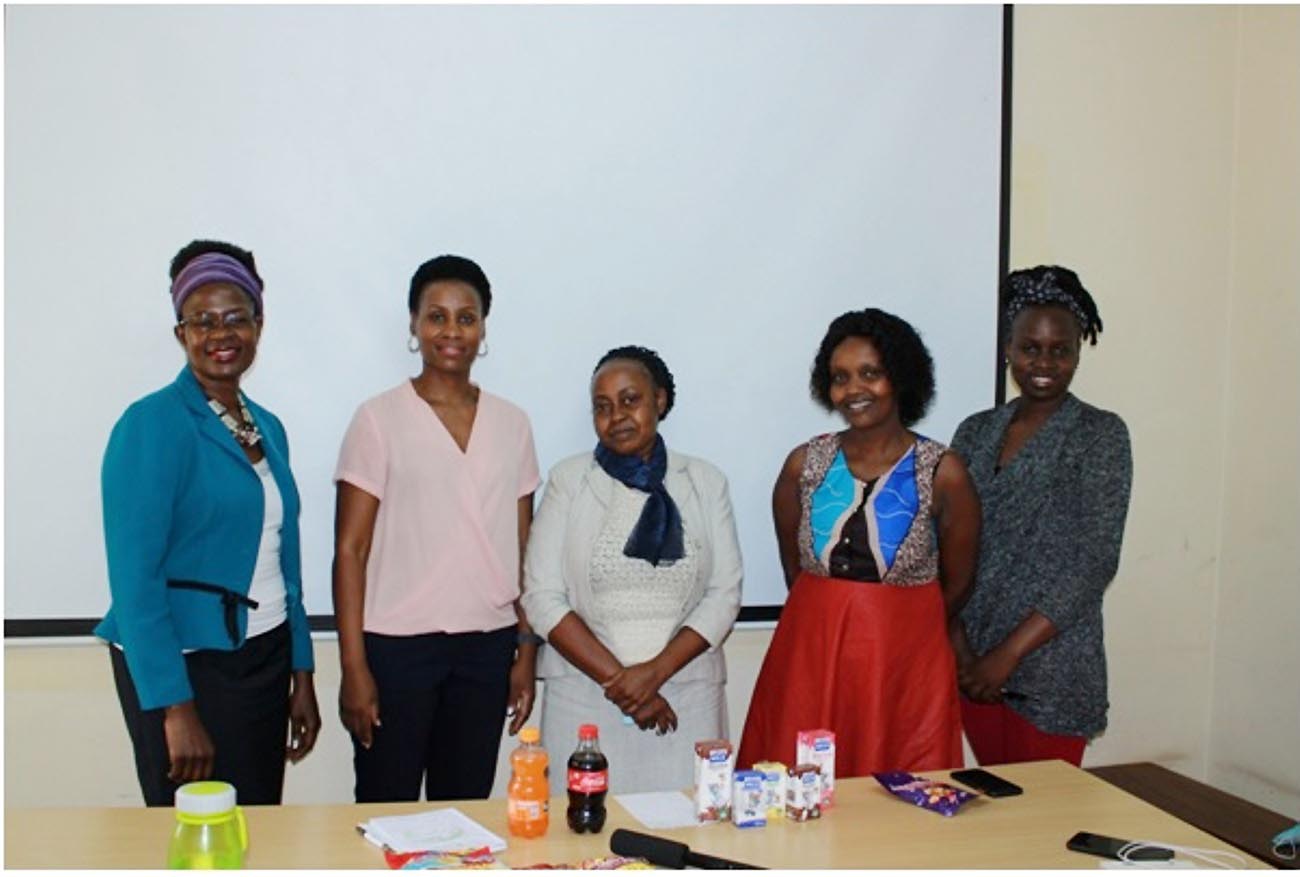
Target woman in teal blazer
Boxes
[96,240,319,806]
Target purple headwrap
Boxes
[171,252,264,318]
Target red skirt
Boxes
[737,572,963,776]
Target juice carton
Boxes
[731,770,767,828]
[786,763,822,822]
[752,761,787,821]
[693,739,734,823]
[796,729,836,808]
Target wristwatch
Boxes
[516,631,545,647]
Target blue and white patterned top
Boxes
[810,447,920,580]
[797,434,945,586]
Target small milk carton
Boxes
[693,739,735,823]
[752,761,787,821]
[786,764,823,822]
[731,770,767,828]
[796,729,836,808]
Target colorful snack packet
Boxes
[872,771,978,817]
[383,846,502,869]
[752,761,787,821]
[796,729,836,809]
[694,739,735,823]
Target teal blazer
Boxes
[95,367,314,710]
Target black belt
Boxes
[166,580,260,646]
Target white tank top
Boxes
[245,458,288,638]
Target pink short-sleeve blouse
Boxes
[334,381,541,635]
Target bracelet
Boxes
[516,631,545,647]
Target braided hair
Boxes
[1002,265,1103,346]
[593,345,677,420]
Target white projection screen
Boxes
[4,5,1005,627]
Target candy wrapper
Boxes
[521,856,652,870]
[873,771,977,817]
[383,847,503,869]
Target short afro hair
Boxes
[169,239,262,287]
[810,308,935,427]
[408,255,492,317]
[593,345,677,421]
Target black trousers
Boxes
[110,622,291,807]
[353,625,515,803]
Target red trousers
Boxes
[960,698,1086,767]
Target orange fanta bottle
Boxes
[507,727,549,838]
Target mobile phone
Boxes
[950,768,1023,798]
[1067,831,1175,861]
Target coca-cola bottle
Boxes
[565,723,609,833]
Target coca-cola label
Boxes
[568,768,608,793]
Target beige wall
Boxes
[3,631,774,808]
[1011,4,1300,814]
[1209,6,1300,814]
[6,6,1298,814]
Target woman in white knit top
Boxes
[521,345,743,795]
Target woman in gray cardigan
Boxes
[521,345,742,795]
[950,265,1132,766]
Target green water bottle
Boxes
[167,781,248,869]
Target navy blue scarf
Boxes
[593,434,684,566]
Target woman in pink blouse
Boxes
[331,255,542,802]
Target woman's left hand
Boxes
[286,670,321,762]
[602,661,666,715]
[506,650,536,735]
[964,647,1020,704]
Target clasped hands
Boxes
[601,660,677,735]
[956,645,1020,704]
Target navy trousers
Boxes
[353,625,515,803]
[110,622,291,807]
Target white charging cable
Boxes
[1118,840,1247,869]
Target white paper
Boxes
[357,807,507,854]
[614,791,699,830]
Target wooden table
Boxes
[4,761,1272,869]
[1088,762,1296,870]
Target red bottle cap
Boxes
[578,724,599,740]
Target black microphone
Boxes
[610,828,763,869]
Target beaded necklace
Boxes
[207,396,262,448]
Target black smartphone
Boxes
[1067,831,1175,861]
[950,768,1023,797]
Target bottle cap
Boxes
[519,727,541,743]
[175,781,237,815]
[578,723,599,739]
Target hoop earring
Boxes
[477,341,490,358]
[407,335,419,354]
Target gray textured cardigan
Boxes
[951,394,1132,737]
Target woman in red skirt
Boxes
[738,308,980,777]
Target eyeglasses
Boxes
[177,309,257,334]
